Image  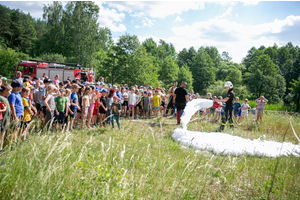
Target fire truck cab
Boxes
[15,60,95,83]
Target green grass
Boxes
[240,100,294,112]
[0,113,300,199]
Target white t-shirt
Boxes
[136,94,141,104]
[128,93,136,105]
[90,93,96,104]
[82,95,90,108]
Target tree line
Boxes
[0,2,300,110]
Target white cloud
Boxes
[135,25,141,29]
[142,17,155,27]
[216,7,233,19]
[106,1,205,18]
[174,15,184,22]
[243,1,260,6]
[171,15,300,63]
[96,2,126,33]
[236,13,239,17]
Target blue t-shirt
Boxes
[70,92,78,109]
[116,91,122,99]
[8,92,24,117]
[234,102,241,111]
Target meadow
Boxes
[0,112,299,199]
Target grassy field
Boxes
[0,112,300,199]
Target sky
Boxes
[1,1,300,63]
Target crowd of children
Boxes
[0,73,269,152]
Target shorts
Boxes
[82,106,88,117]
[153,107,160,110]
[241,110,248,116]
[257,109,264,114]
[36,103,41,112]
[56,111,65,124]
[42,106,47,115]
[70,107,77,118]
[128,104,135,108]
[93,108,98,116]
[122,101,128,107]
[88,103,95,111]
[11,115,23,129]
[21,121,30,129]
[234,110,239,117]
[0,120,6,132]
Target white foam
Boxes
[173,99,300,157]
[181,99,213,130]
[172,129,300,157]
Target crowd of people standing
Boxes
[0,72,269,152]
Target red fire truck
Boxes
[14,60,95,83]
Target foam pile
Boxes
[172,99,300,157]
[172,129,300,157]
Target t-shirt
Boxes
[116,91,122,99]
[256,100,267,110]
[99,96,107,113]
[8,92,24,117]
[142,96,149,108]
[46,94,55,111]
[107,97,113,109]
[40,88,46,106]
[82,95,90,108]
[35,89,43,104]
[0,95,11,126]
[128,93,136,105]
[174,87,188,104]
[70,92,78,109]
[152,95,161,107]
[136,94,141,104]
[122,92,128,101]
[241,103,250,110]
[112,103,121,116]
[22,97,31,122]
[226,89,234,106]
[55,96,68,112]
[53,79,60,84]
[234,102,241,111]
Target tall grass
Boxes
[241,100,294,112]
[0,113,299,199]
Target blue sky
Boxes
[1,1,300,63]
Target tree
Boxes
[204,46,222,69]
[289,78,300,112]
[221,51,232,62]
[243,54,286,103]
[177,64,193,91]
[190,50,215,94]
[226,67,242,86]
[158,55,179,88]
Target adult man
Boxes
[216,81,234,131]
[166,81,177,115]
[173,81,189,125]
[13,71,23,84]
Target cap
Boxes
[33,77,39,80]
[44,79,53,84]
[59,89,65,92]
[140,89,144,92]
[11,80,23,87]
[110,89,115,93]
[144,91,147,94]
[108,83,111,87]
[140,86,143,88]
[72,84,81,89]
[72,80,77,84]
[2,77,7,81]
[101,89,107,93]
[59,82,64,86]
[156,87,160,90]
[148,91,152,94]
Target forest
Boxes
[0,2,300,110]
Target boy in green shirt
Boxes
[55,89,68,130]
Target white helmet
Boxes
[224,81,233,89]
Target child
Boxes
[55,89,68,131]
[148,91,153,118]
[0,84,12,151]
[205,93,212,120]
[239,99,251,122]
[106,89,114,125]
[44,84,58,132]
[255,96,268,125]
[213,96,223,123]
[81,87,90,128]
[135,89,141,118]
[87,86,96,129]
[233,97,241,121]
[8,80,24,144]
[21,87,33,141]
[152,90,161,118]
[99,89,107,128]
[64,89,73,130]
[141,91,149,118]
[69,84,81,131]
[128,88,136,119]
[92,88,100,126]
[121,87,128,117]
[111,96,121,130]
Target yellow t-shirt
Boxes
[22,97,31,122]
[152,95,161,107]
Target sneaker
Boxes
[70,128,74,132]
[88,126,94,130]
